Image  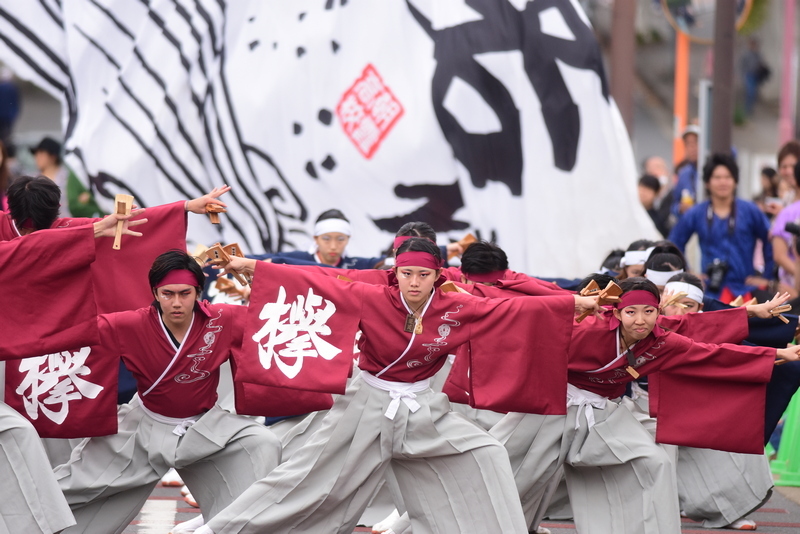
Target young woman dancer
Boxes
[197,237,600,534]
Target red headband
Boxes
[464,269,508,284]
[395,251,442,270]
[154,269,200,289]
[614,290,659,310]
[608,290,664,336]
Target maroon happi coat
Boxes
[236,261,576,415]
[0,226,99,359]
[4,202,188,437]
[568,312,773,454]
[1,202,186,311]
[444,303,774,453]
[288,263,567,297]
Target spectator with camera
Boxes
[669,153,773,302]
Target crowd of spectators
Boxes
[636,130,800,306]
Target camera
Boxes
[706,259,729,293]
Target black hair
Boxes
[395,237,443,265]
[649,241,687,267]
[626,239,655,252]
[576,273,620,293]
[702,153,739,184]
[666,272,704,290]
[7,175,61,231]
[316,209,348,223]
[619,277,660,303]
[395,221,437,242]
[601,249,625,271]
[645,252,685,272]
[148,250,205,289]
[460,241,508,274]
[638,174,661,194]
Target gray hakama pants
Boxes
[676,447,772,527]
[491,395,681,534]
[204,373,528,534]
[42,437,82,468]
[55,396,281,534]
[628,386,772,527]
[0,403,75,534]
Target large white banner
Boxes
[0,0,657,277]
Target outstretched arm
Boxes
[776,345,800,364]
[92,209,147,238]
[745,291,791,319]
[185,185,230,214]
[211,255,258,277]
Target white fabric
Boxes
[566,384,607,429]
[313,218,352,237]
[620,247,655,267]
[137,398,201,436]
[0,1,657,279]
[361,371,430,420]
[170,514,205,534]
[645,269,684,287]
[664,281,704,304]
[630,381,650,403]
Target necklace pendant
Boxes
[404,314,416,333]
[625,366,640,379]
[414,319,423,335]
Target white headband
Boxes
[645,268,684,287]
[664,281,704,304]
[620,247,655,267]
[313,218,351,237]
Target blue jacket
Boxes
[669,198,773,298]
[252,250,385,269]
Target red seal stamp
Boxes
[336,64,404,159]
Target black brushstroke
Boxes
[373,181,469,232]
[299,12,306,21]
[0,6,70,73]
[296,46,306,58]
[305,161,318,178]
[321,155,335,171]
[72,25,120,68]
[293,122,302,135]
[88,0,134,38]
[249,40,259,50]
[406,0,608,182]
[90,171,148,205]
[37,0,63,28]
[331,40,339,53]
[318,109,332,125]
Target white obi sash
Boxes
[361,371,431,420]
[567,384,608,429]
[138,398,203,437]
